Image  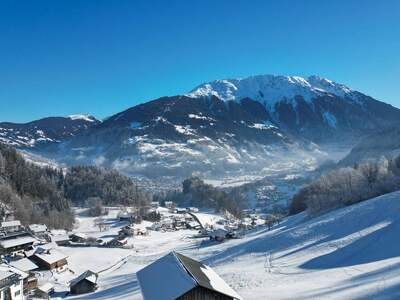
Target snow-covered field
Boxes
[49,192,400,299]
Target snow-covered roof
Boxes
[71,232,87,239]
[9,258,38,272]
[28,224,48,233]
[137,252,242,300]
[0,264,28,280]
[51,234,70,242]
[70,270,98,286]
[0,236,36,248]
[1,220,21,228]
[38,282,54,293]
[33,249,67,264]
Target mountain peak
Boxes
[186,74,356,106]
[67,114,99,122]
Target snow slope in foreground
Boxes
[69,192,400,300]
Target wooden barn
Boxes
[31,248,68,271]
[70,270,98,294]
[137,251,242,300]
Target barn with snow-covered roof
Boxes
[137,251,242,300]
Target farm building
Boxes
[50,233,70,246]
[137,251,242,300]
[28,224,48,239]
[70,270,98,294]
[0,220,22,233]
[70,233,88,243]
[0,232,36,255]
[31,248,68,271]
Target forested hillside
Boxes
[290,155,400,215]
[0,144,149,229]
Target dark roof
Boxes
[174,252,242,300]
[175,252,215,292]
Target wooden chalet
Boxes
[31,248,68,271]
[0,232,36,255]
[70,270,98,294]
[137,251,242,300]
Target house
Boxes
[9,258,39,293]
[150,201,160,209]
[175,208,187,214]
[104,237,128,248]
[137,252,242,300]
[28,224,48,239]
[0,232,36,255]
[50,233,70,246]
[31,248,68,271]
[70,270,98,294]
[164,201,174,209]
[0,265,26,300]
[0,220,22,233]
[118,211,134,222]
[186,221,201,230]
[186,207,199,213]
[70,232,88,243]
[208,228,229,241]
[35,282,54,299]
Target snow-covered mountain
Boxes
[188,75,400,142]
[3,74,400,181]
[0,114,100,148]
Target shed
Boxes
[70,270,98,294]
[137,251,242,300]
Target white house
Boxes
[0,264,27,300]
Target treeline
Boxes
[0,144,73,229]
[64,166,150,207]
[0,144,150,229]
[290,155,400,216]
[154,177,244,217]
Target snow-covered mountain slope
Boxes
[39,95,323,180]
[188,75,356,105]
[65,191,400,300]
[188,75,400,142]
[0,115,100,148]
[4,74,400,182]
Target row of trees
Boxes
[290,156,400,215]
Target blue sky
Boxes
[1,0,399,122]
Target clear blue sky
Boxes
[1,0,399,122]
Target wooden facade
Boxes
[31,255,68,270]
[178,286,233,300]
[70,279,97,294]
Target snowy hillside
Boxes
[188,75,357,107]
[56,191,400,300]
[0,115,100,148]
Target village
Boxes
[0,200,279,300]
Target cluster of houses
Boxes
[0,219,99,299]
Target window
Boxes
[15,289,20,296]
